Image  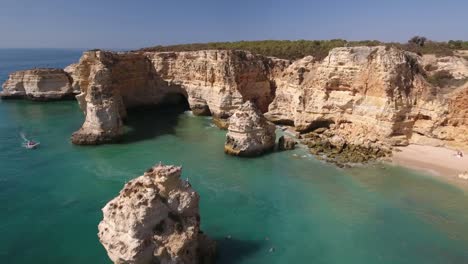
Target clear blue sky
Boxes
[0,0,467,49]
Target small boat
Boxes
[23,140,40,149]
[20,133,40,149]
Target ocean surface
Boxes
[1,49,468,264]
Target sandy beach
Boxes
[392,144,468,182]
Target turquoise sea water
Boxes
[1,49,468,264]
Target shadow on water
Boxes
[120,93,190,143]
[215,238,265,264]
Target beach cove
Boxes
[0,49,468,263]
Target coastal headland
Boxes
[2,41,467,176]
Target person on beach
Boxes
[455,150,463,158]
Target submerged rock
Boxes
[224,101,276,156]
[278,135,297,151]
[212,117,229,130]
[1,68,74,100]
[98,164,216,264]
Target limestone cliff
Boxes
[1,68,74,100]
[98,164,215,264]
[421,54,468,80]
[70,49,277,144]
[266,46,468,161]
[64,63,81,93]
[145,50,274,116]
[224,101,276,156]
[22,46,465,160]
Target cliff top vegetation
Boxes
[139,38,468,60]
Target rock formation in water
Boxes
[278,135,296,151]
[69,49,276,144]
[6,45,466,163]
[224,101,276,156]
[98,164,216,264]
[0,68,74,100]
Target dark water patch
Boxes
[215,238,265,264]
[121,93,190,143]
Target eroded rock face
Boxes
[145,50,275,116]
[224,101,276,156]
[64,63,81,94]
[98,164,215,264]
[266,46,468,163]
[1,68,74,100]
[268,46,429,135]
[70,49,277,144]
[421,54,468,80]
[29,46,466,160]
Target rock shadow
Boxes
[120,93,189,143]
[215,238,265,264]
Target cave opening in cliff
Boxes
[121,92,190,143]
[157,92,190,111]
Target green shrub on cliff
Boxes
[139,39,382,60]
[139,39,468,60]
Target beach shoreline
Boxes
[392,144,468,185]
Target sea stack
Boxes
[0,68,74,100]
[224,101,276,156]
[98,164,216,264]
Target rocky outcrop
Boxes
[70,49,277,144]
[98,164,215,264]
[145,50,275,116]
[70,51,162,144]
[1,68,74,100]
[9,45,462,162]
[64,63,80,94]
[224,101,276,156]
[266,46,468,163]
[421,54,468,80]
[212,117,229,130]
[277,135,296,151]
[302,126,392,165]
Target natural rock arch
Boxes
[70,49,279,145]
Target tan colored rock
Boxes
[64,63,80,93]
[267,46,468,161]
[14,46,463,156]
[145,50,275,116]
[98,164,215,264]
[421,54,468,80]
[69,49,278,144]
[212,117,229,130]
[265,56,315,125]
[224,101,276,156]
[1,68,74,100]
